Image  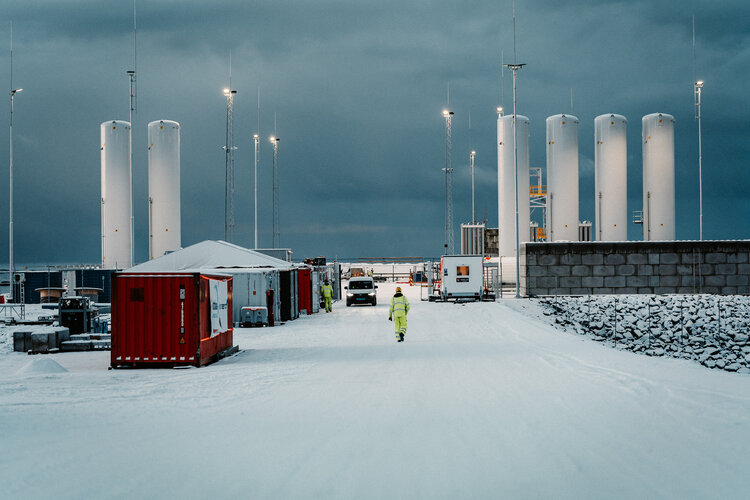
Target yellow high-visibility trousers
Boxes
[393,314,407,338]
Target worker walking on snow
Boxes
[321,279,333,313]
[389,286,410,342]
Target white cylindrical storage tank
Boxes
[546,114,579,241]
[497,114,530,257]
[101,120,132,269]
[594,114,628,241]
[642,113,675,241]
[148,120,182,259]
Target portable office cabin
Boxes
[439,255,484,300]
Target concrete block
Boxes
[13,330,32,352]
[527,277,537,289]
[716,263,738,275]
[605,276,626,287]
[615,287,638,294]
[677,287,696,294]
[649,276,660,287]
[582,276,604,287]
[616,265,636,276]
[637,287,654,294]
[704,275,726,287]
[660,253,679,265]
[593,265,615,276]
[31,332,57,353]
[526,254,537,266]
[681,275,698,287]
[681,253,703,264]
[702,286,720,294]
[570,288,590,295]
[727,252,749,264]
[626,253,648,265]
[676,265,694,276]
[605,254,626,265]
[698,263,714,275]
[637,265,653,276]
[538,277,558,288]
[529,266,547,277]
[648,253,660,265]
[538,254,558,266]
[582,254,604,265]
[705,252,727,264]
[560,253,581,265]
[659,275,680,287]
[655,287,678,295]
[727,274,749,286]
[627,276,650,287]
[549,288,572,295]
[571,265,591,277]
[549,265,572,277]
[739,264,750,275]
[738,286,750,295]
[593,288,615,294]
[657,264,676,275]
[560,277,582,288]
[721,287,738,295]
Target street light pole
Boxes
[253,133,259,249]
[695,80,704,240]
[470,150,476,224]
[9,87,22,301]
[270,136,280,248]
[505,63,525,298]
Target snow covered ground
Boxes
[1,282,749,498]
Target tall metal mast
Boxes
[270,132,280,248]
[470,150,476,224]
[693,16,704,241]
[253,87,260,249]
[223,56,237,243]
[442,109,454,255]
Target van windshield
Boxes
[349,280,373,290]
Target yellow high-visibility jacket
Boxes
[389,293,409,317]
[321,284,333,298]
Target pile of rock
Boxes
[538,294,750,373]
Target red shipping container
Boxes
[298,268,312,314]
[111,272,234,368]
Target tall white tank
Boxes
[594,114,628,241]
[497,114,530,257]
[546,114,579,241]
[101,120,132,269]
[642,113,675,241]
[148,120,182,259]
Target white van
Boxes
[345,277,377,306]
[439,255,484,301]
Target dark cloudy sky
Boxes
[1,0,748,265]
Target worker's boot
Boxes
[399,332,404,342]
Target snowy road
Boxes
[2,282,750,499]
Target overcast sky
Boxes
[0,0,748,265]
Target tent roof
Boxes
[127,240,294,272]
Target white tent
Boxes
[128,240,294,272]
[127,240,297,325]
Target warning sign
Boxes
[179,337,185,344]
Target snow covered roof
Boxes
[127,240,294,272]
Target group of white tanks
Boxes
[497,112,676,257]
[100,120,181,269]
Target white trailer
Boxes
[439,255,484,301]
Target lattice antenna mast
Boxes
[442,107,454,255]
[223,54,237,243]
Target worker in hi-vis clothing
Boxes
[389,286,410,342]
[321,279,333,313]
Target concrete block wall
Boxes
[520,241,750,296]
